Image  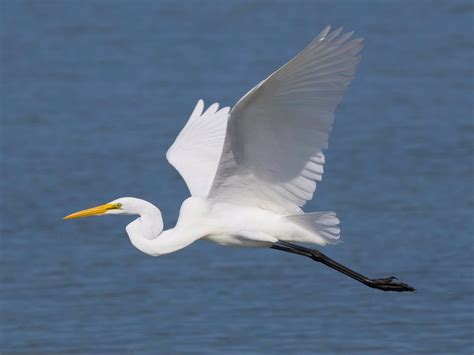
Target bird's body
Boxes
[120,196,335,256]
[64,26,415,292]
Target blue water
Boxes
[1,0,473,353]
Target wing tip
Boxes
[316,25,364,48]
[190,100,230,122]
[190,99,205,120]
[203,102,220,117]
[318,25,331,41]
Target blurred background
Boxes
[1,0,473,353]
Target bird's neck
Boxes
[125,205,196,257]
[125,202,162,247]
[124,197,205,257]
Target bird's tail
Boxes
[284,212,340,246]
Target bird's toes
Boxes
[369,277,415,292]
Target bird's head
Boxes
[63,197,140,220]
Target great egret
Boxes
[64,26,414,292]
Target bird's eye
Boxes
[115,203,122,209]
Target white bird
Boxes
[64,26,414,292]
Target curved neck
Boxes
[124,204,196,257]
[125,203,163,252]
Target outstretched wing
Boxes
[167,100,230,197]
[209,26,364,213]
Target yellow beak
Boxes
[63,203,117,220]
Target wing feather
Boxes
[166,100,230,197]
[209,27,363,213]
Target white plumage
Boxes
[166,99,230,197]
[67,25,363,250]
[158,26,362,248]
[210,26,362,215]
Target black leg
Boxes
[271,241,415,292]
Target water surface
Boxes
[1,0,473,353]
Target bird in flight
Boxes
[64,26,415,292]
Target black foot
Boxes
[368,276,415,292]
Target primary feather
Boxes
[166,99,230,197]
[208,26,363,214]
